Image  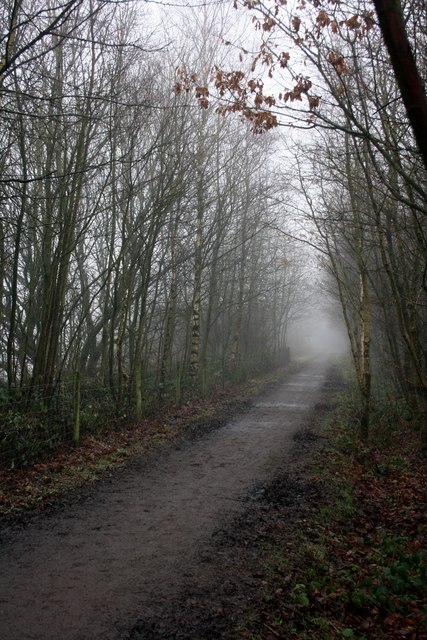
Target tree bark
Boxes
[373,0,427,175]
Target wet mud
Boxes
[0,360,335,640]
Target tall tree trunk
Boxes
[189,117,207,388]
[373,0,427,174]
[160,217,179,395]
[229,209,248,369]
[7,81,27,393]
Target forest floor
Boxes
[0,360,426,640]
[0,366,295,524]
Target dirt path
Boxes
[0,360,332,640]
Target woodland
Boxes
[0,0,426,467]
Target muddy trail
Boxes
[0,360,336,640]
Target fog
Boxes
[287,310,349,360]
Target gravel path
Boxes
[0,360,331,640]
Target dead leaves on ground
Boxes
[244,424,426,640]
[0,371,283,522]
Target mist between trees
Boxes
[0,1,309,467]
[0,0,426,466]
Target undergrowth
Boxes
[0,366,288,523]
[241,383,427,640]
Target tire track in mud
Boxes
[0,360,333,640]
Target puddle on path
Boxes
[254,402,310,410]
